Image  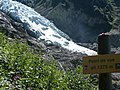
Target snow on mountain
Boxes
[0,0,97,56]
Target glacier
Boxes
[0,0,97,56]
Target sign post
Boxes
[83,33,116,90]
[98,33,112,90]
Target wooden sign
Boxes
[83,54,120,74]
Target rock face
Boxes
[14,0,112,43]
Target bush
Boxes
[0,32,98,90]
[66,66,98,90]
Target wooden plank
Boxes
[83,54,120,74]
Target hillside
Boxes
[13,0,120,53]
[0,0,120,89]
[15,0,118,42]
[0,29,99,89]
[0,11,83,70]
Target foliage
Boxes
[66,66,98,90]
[0,30,98,89]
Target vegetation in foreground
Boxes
[0,32,98,90]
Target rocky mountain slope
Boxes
[14,0,117,42]
[0,9,84,71]
[1,0,120,89]
[14,0,120,53]
[0,0,97,56]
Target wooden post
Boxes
[98,33,112,90]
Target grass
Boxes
[0,30,98,90]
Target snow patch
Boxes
[0,0,97,56]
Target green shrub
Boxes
[66,66,98,90]
[0,32,98,90]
